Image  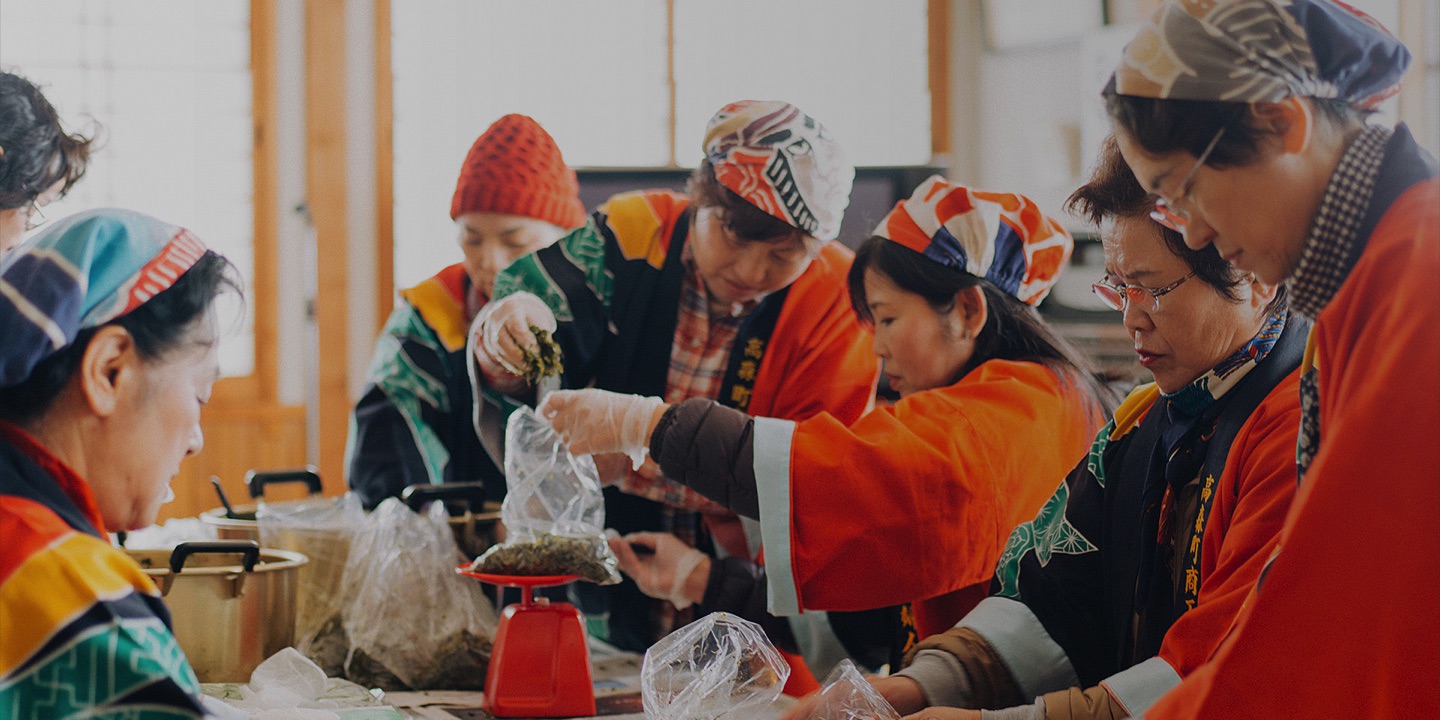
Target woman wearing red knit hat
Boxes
[346,113,584,508]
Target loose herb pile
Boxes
[518,324,563,385]
[469,533,613,584]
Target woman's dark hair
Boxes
[687,159,803,243]
[0,72,97,209]
[848,237,1118,412]
[1066,135,1287,314]
[0,250,241,423]
[1102,89,1367,169]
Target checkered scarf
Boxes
[1288,124,1392,320]
[1292,123,1391,480]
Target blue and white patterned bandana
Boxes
[0,208,207,387]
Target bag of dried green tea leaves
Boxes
[640,612,790,719]
[340,498,497,690]
[468,406,621,584]
[794,659,900,720]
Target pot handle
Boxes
[401,481,487,515]
[245,467,323,500]
[169,540,261,574]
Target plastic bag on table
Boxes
[468,406,620,584]
[640,612,791,719]
[795,659,900,720]
[256,492,366,675]
[340,498,497,690]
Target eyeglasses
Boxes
[1150,125,1226,234]
[23,197,47,232]
[1091,271,1196,313]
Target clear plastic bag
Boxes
[640,612,791,719]
[798,659,900,720]
[469,406,620,584]
[256,493,366,675]
[339,498,497,690]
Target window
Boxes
[388,0,930,289]
[0,0,255,377]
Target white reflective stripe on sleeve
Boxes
[961,596,1080,699]
[787,611,850,680]
[739,516,763,560]
[753,416,800,616]
[1100,656,1180,717]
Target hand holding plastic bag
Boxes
[641,612,790,719]
[792,659,900,720]
[469,406,621,584]
[539,388,667,468]
[471,291,556,380]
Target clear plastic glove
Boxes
[606,530,709,610]
[538,388,667,469]
[470,291,557,381]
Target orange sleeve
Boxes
[779,361,1096,613]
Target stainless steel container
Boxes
[129,541,307,683]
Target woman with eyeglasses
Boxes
[1102,2,1439,718]
[0,71,95,254]
[821,139,1306,720]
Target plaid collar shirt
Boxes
[616,249,757,512]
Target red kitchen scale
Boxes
[456,568,596,717]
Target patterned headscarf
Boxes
[1112,0,1410,107]
[702,100,853,242]
[873,175,1073,306]
[0,208,207,387]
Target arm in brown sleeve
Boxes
[649,398,760,518]
[898,626,1029,710]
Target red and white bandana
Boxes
[702,100,853,242]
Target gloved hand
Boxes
[538,388,667,469]
[470,292,557,382]
[605,530,709,610]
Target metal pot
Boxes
[203,475,503,559]
[129,541,307,683]
[200,467,325,541]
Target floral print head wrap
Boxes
[1112,0,1409,108]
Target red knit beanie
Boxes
[449,114,585,228]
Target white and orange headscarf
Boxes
[874,175,1073,307]
[702,100,853,242]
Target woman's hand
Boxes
[605,531,709,609]
[538,388,667,467]
[471,292,556,382]
[874,676,930,716]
